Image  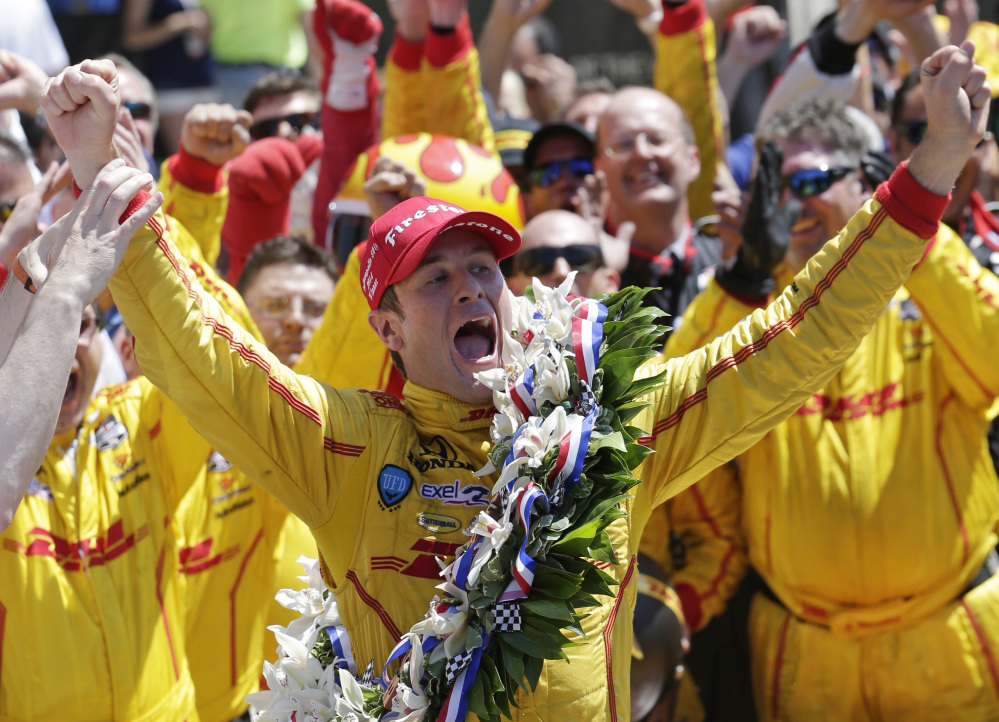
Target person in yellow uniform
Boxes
[43,42,990,721]
[0,159,193,720]
[668,97,999,720]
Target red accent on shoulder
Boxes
[875,162,950,239]
[659,0,708,35]
[603,555,636,722]
[644,206,889,444]
[359,388,406,412]
[346,569,402,640]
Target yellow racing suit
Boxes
[109,164,948,720]
[668,223,999,720]
[654,0,724,223]
[156,150,317,721]
[0,380,199,722]
[382,14,494,153]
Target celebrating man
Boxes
[38,41,992,720]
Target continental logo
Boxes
[3,519,148,570]
[416,511,463,535]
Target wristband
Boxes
[12,255,36,294]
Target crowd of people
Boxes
[1,0,999,720]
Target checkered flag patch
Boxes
[493,601,522,632]
[549,476,566,507]
[360,658,375,686]
[445,649,474,685]
[575,380,597,416]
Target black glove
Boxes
[716,140,800,298]
[860,149,896,190]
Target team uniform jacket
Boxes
[110,165,946,720]
[382,14,495,154]
[667,222,999,638]
[654,0,724,223]
[0,380,198,722]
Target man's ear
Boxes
[685,143,702,185]
[368,309,404,351]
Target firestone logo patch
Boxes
[384,204,464,247]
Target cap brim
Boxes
[385,210,522,289]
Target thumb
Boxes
[615,220,636,245]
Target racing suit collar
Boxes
[402,381,497,433]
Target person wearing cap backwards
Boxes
[45,39,990,719]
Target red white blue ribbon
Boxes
[571,301,606,385]
[498,482,550,602]
[511,365,537,420]
[549,406,596,495]
[436,633,491,722]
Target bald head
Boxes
[508,210,618,298]
[595,87,699,251]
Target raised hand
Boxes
[19,159,161,303]
[487,0,555,30]
[40,60,120,190]
[428,0,467,28]
[362,156,428,220]
[181,103,253,166]
[716,141,800,297]
[386,0,429,41]
[0,51,48,114]
[724,6,786,68]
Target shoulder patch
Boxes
[207,450,232,473]
[378,464,413,511]
[27,478,54,502]
[94,414,129,452]
[359,389,407,413]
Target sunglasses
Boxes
[782,165,856,199]
[515,244,604,277]
[249,112,318,140]
[0,199,15,223]
[124,101,152,120]
[527,157,593,188]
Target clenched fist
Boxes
[181,103,253,166]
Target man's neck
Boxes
[627,208,689,255]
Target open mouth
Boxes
[453,316,496,363]
[62,370,79,407]
[791,215,822,237]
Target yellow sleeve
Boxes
[654,0,724,223]
[904,223,999,411]
[109,208,375,531]
[167,215,265,345]
[295,245,395,390]
[382,30,429,139]
[421,16,495,153]
[158,148,229,268]
[635,165,949,507]
[665,462,746,632]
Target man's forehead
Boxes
[522,211,598,249]
[418,230,496,268]
[776,137,847,172]
[117,70,151,104]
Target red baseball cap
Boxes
[359,195,521,310]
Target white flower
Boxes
[532,352,571,409]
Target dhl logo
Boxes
[371,539,462,579]
[794,382,924,422]
[177,537,241,575]
[3,520,149,570]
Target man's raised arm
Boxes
[0,162,160,529]
[638,42,991,505]
[41,61,374,531]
